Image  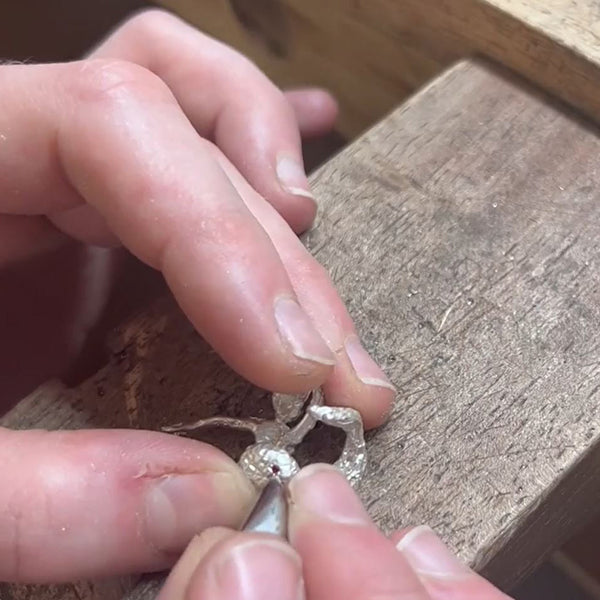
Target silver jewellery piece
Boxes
[163,388,367,489]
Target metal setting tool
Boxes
[240,476,288,538]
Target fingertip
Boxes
[274,153,318,233]
[142,470,255,554]
[391,526,513,598]
[321,336,396,429]
[276,193,317,235]
[273,296,335,365]
[184,533,303,600]
[394,525,473,580]
[287,465,429,600]
[343,335,395,393]
[245,295,335,394]
[354,384,395,430]
[390,527,419,547]
[288,463,372,537]
[221,334,333,395]
[284,88,339,137]
[157,528,233,600]
[304,88,339,128]
[322,363,395,430]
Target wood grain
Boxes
[5,57,600,597]
[154,0,600,139]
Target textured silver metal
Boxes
[239,445,300,488]
[241,477,288,537]
[163,388,367,489]
[308,405,367,487]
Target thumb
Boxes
[0,427,255,583]
[158,528,303,600]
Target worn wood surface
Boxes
[154,0,600,139]
[5,57,600,597]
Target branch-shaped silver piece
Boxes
[163,388,366,488]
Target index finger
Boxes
[0,60,335,393]
[91,9,326,234]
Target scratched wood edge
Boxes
[155,0,600,139]
[371,56,600,587]
[481,439,600,585]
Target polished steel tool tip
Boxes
[241,477,288,538]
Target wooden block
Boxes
[5,57,600,598]
[153,0,600,139]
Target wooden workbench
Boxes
[4,56,600,598]
[154,0,600,140]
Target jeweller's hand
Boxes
[2,8,395,425]
[158,465,512,600]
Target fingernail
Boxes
[276,155,315,200]
[396,526,472,580]
[213,539,304,600]
[344,335,396,391]
[274,297,335,366]
[144,472,255,552]
[289,464,371,526]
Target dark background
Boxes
[0,0,147,62]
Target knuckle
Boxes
[230,57,287,107]
[70,59,171,106]
[260,85,295,120]
[122,7,178,37]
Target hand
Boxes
[159,465,512,600]
[0,9,395,584]
[0,8,394,411]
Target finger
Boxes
[207,144,395,428]
[0,427,256,583]
[178,531,303,600]
[284,89,339,138]
[0,61,335,394]
[0,214,68,266]
[392,528,514,600]
[157,527,233,600]
[90,9,322,234]
[0,85,338,264]
[44,88,340,253]
[50,204,120,247]
[0,89,338,266]
[288,464,431,599]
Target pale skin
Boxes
[0,9,508,597]
[161,465,513,600]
